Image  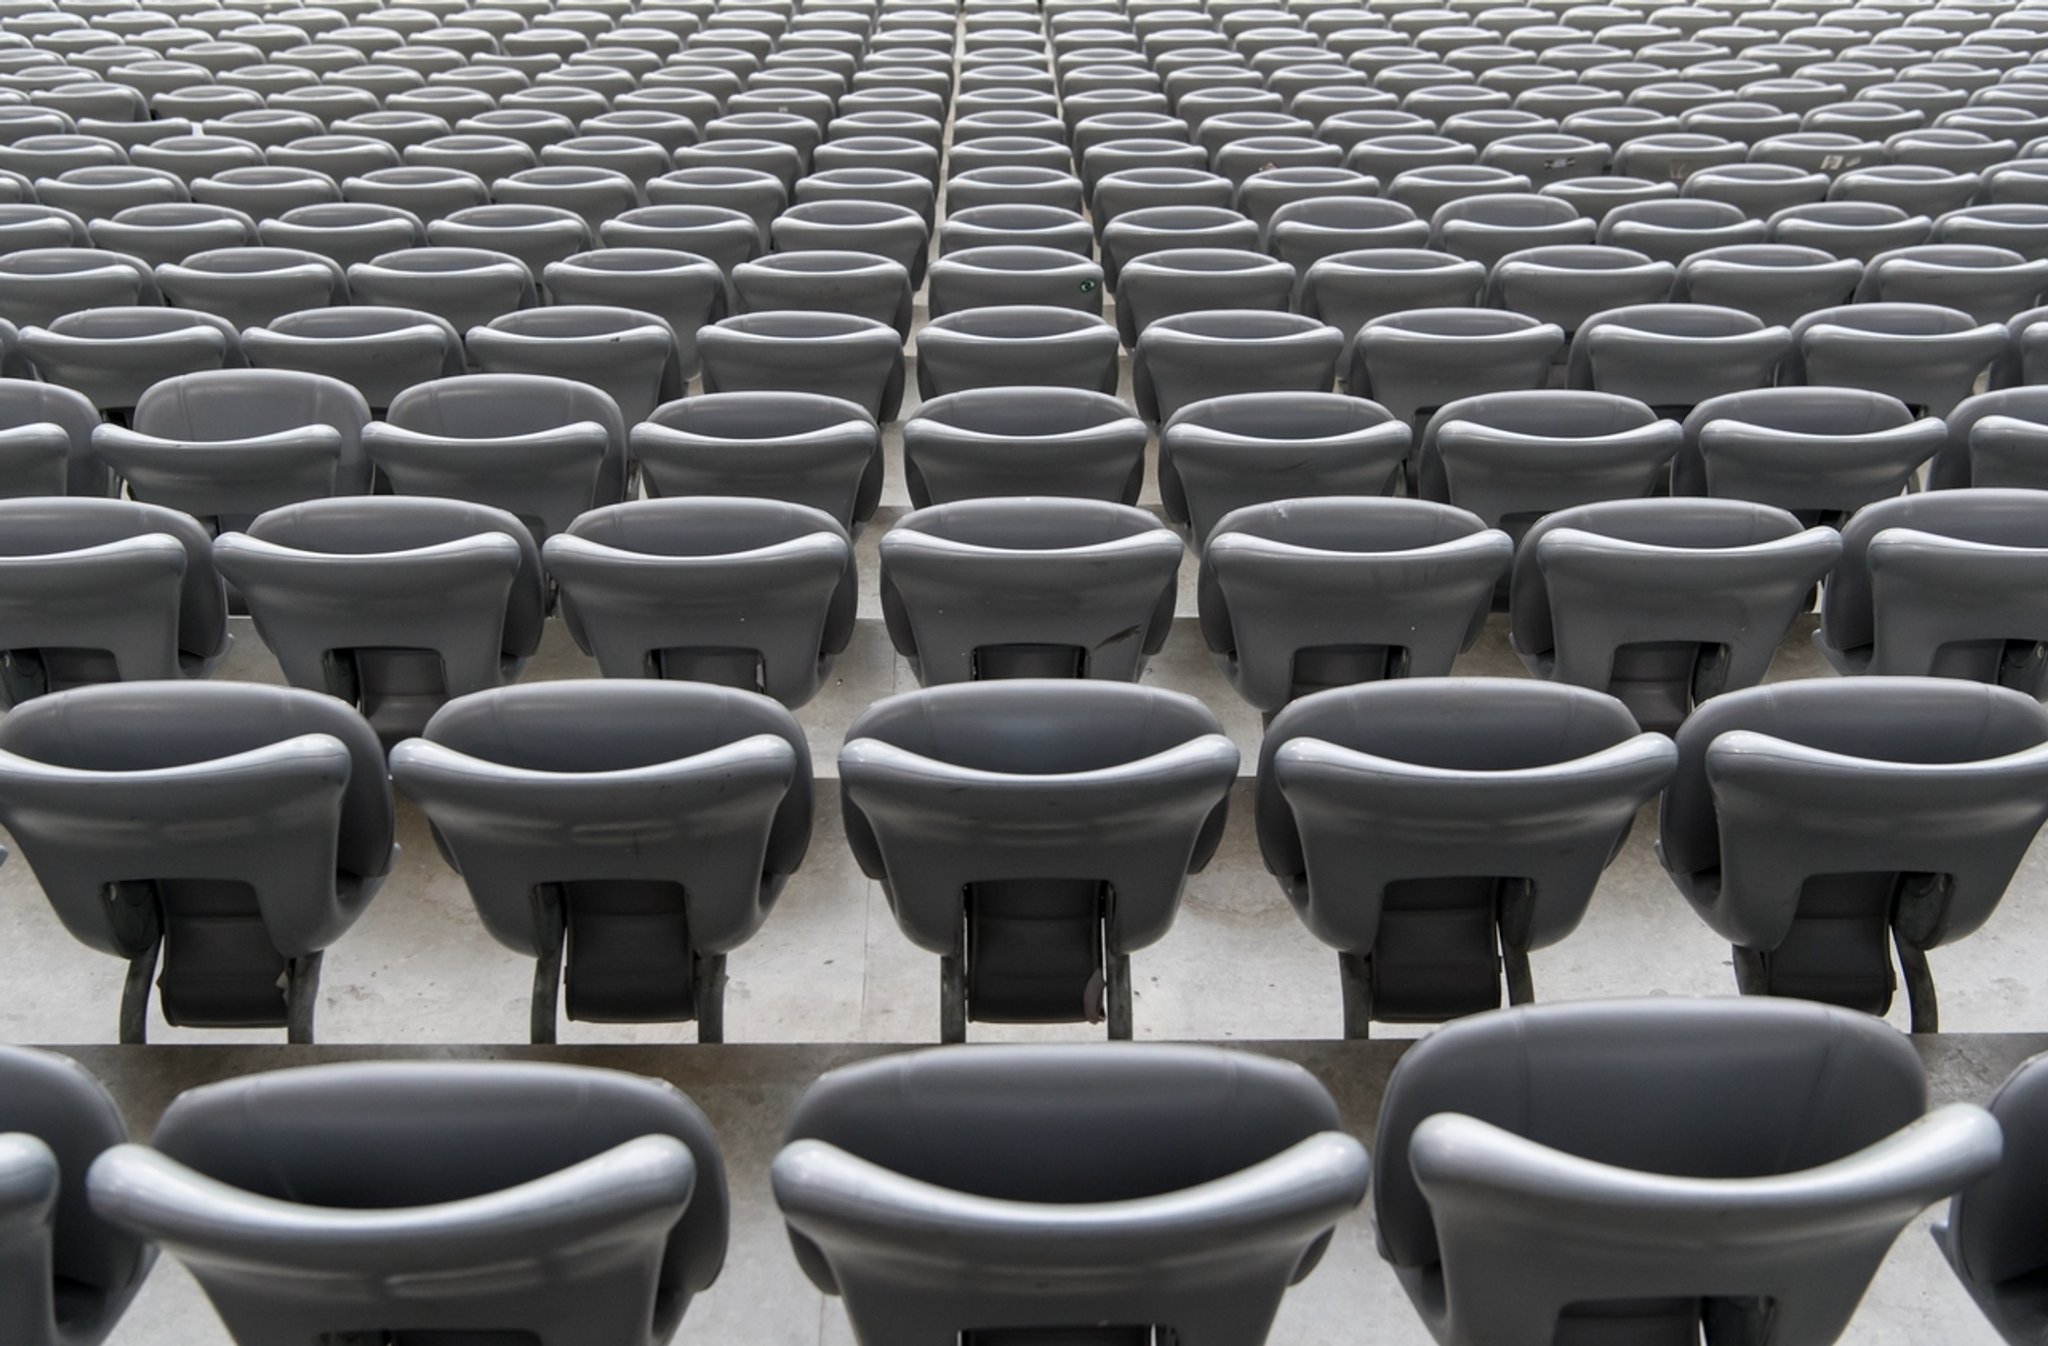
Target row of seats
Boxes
[13,998,2048,1346]
[1,672,2042,1042]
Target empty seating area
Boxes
[4,0,2048,1338]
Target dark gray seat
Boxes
[213,497,546,746]
[91,368,373,534]
[1567,302,1792,416]
[1133,309,1343,422]
[600,203,763,274]
[732,249,914,337]
[1666,242,1863,326]
[1266,196,1431,273]
[1510,498,1841,731]
[543,249,728,380]
[1099,203,1259,282]
[345,246,538,333]
[0,495,228,707]
[0,376,107,497]
[544,497,855,708]
[1202,498,1511,714]
[1258,680,1672,1031]
[840,681,1237,1038]
[1298,247,1486,343]
[1350,308,1565,434]
[925,244,1106,317]
[1430,190,1596,266]
[880,498,1181,684]
[631,392,881,531]
[392,680,813,1041]
[914,306,1121,398]
[771,198,931,285]
[1939,1053,2048,1345]
[1596,196,1768,262]
[368,373,628,541]
[239,305,465,414]
[1816,488,2048,697]
[1161,391,1411,546]
[1482,244,1676,334]
[1376,996,2001,1344]
[774,1044,1367,1346]
[1113,246,1294,344]
[1661,677,2048,1029]
[698,311,906,422]
[0,682,394,1041]
[87,1060,726,1345]
[465,304,685,426]
[902,388,1149,506]
[1785,302,2007,418]
[0,1046,152,1346]
[1935,389,2048,491]
[1677,386,1947,524]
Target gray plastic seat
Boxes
[1299,248,1487,342]
[0,496,229,705]
[1682,160,1831,217]
[925,243,1106,317]
[86,1060,726,1343]
[213,497,545,745]
[1596,195,1769,261]
[187,167,344,221]
[1786,302,2007,418]
[392,680,812,1041]
[1483,243,1676,333]
[465,305,683,427]
[0,681,394,1041]
[1815,488,2048,697]
[1938,1053,2048,1344]
[1853,243,2048,326]
[914,305,1120,399]
[1510,497,1841,730]
[631,391,881,531]
[1661,677,2048,1028]
[255,200,426,269]
[1161,390,1411,547]
[0,376,107,497]
[1091,165,1234,231]
[545,496,855,707]
[0,1045,151,1346]
[1375,996,2002,1342]
[1266,196,1431,272]
[902,387,1150,507]
[774,1043,1366,1346]
[1768,198,1932,260]
[881,498,1181,684]
[839,680,1237,1038]
[939,202,1093,256]
[646,166,788,241]
[1567,302,1790,415]
[1429,190,1595,266]
[771,198,930,285]
[1936,389,2048,491]
[343,164,491,225]
[1678,386,1946,523]
[1113,247,1293,344]
[1259,680,1672,1029]
[732,249,913,337]
[153,245,348,331]
[1666,241,1862,325]
[698,311,905,422]
[86,202,254,269]
[240,305,464,414]
[1099,203,1259,282]
[1202,498,1510,714]
[600,203,762,275]
[430,203,594,279]
[1350,308,1566,434]
[942,165,1086,214]
[18,307,241,419]
[1831,163,1982,217]
[542,248,727,379]
[1133,309,1343,423]
[367,373,628,541]
[345,246,537,333]
[0,246,158,330]
[1935,206,2048,264]
[1999,305,2048,391]
[92,368,372,533]
[1236,166,1380,235]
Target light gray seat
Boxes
[774,1043,1367,1346]
[1832,164,1983,218]
[601,203,763,275]
[1266,196,1431,273]
[1483,243,1676,334]
[1099,203,1259,283]
[1113,246,1294,344]
[840,680,1237,1038]
[0,377,106,497]
[391,680,812,1041]
[1785,302,2007,418]
[86,1060,726,1345]
[92,369,373,534]
[632,392,881,531]
[1677,386,1946,524]
[465,305,685,427]
[1661,677,2048,1028]
[1133,309,1343,423]
[914,306,1121,399]
[1299,248,1487,343]
[544,497,855,708]
[1682,160,1831,217]
[0,247,159,329]
[343,164,492,226]
[153,246,349,330]
[1430,190,1596,266]
[1510,497,1841,731]
[1350,309,1565,436]
[429,203,594,279]
[1999,306,2048,391]
[1768,199,1933,261]
[1815,488,2048,697]
[1202,498,1511,715]
[646,167,788,241]
[1933,206,2048,264]
[367,373,628,542]
[212,497,546,746]
[256,201,427,269]
[880,498,1181,684]
[800,166,942,225]
[0,681,394,1041]
[1596,196,1768,262]
[902,388,1149,506]
[0,497,230,707]
[88,202,257,269]
[1935,389,2048,491]
[732,249,914,337]
[239,306,464,414]
[542,248,728,379]
[346,246,538,333]
[1853,243,2048,326]
[1161,391,1411,546]
[0,1046,152,1346]
[925,244,1106,317]
[1258,680,1673,1030]
[1375,996,2002,1343]
[1938,1054,2048,1345]
[1567,302,1792,415]
[1666,242,1863,326]
[18,307,243,421]
[698,311,906,422]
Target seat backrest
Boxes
[131,367,369,447]
[384,371,627,500]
